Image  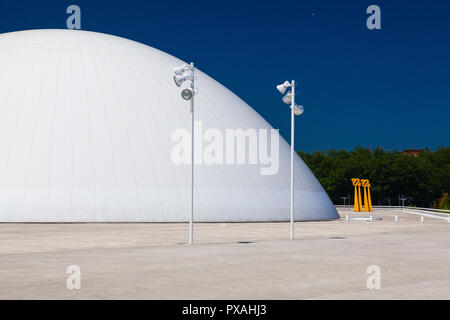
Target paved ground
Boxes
[0,209,449,299]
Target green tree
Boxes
[298,146,450,207]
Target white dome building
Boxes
[0,29,338,222]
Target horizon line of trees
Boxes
[298,146,450,209]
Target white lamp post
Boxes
[399,195,407,211]
[276,80,304,240]
[341,194,350,208]
[173,62,195,245]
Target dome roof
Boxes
[0,29,338,222]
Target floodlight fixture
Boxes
[276,80,291,94]
[173,74,185,87]
[282,90,292,104]
[173,64,191,75]
[173,72,193,87]
[181,88,193,100]
[293,104,304,116]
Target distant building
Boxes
[402,149,424,157]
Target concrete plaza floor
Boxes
[0,209,449,299]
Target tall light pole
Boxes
[399,195,407,209]
[173,62,195,245]
[276,80,304,240]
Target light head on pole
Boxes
[173,72,193,87]
[173,63,193,87]
[276,80,291,94]
[181,88,193,100]
[282,90,292,104]
[173,74,185,87]
[173,64,190,75]
[293,104,304,116]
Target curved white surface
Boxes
[0,29,338,222]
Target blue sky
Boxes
[0,0,448,152]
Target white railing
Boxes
[401,209,450,221]
[402,206,450,214]
[334,205,450,215]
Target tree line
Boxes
[298,147,450,208]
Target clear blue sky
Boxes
[0,0,448,152]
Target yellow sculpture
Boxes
[361,179,370,212]
[351,178,362,212]
[352,178,373,212]
[367,181,373,212]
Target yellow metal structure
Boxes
[351,178,362,212]
[361,179,370,212]
[367,181,373,212]
[357,182,362,212]
[352,178,373,212]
